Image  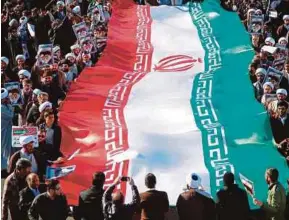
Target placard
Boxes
[12,126,39,148]
[4,82,23,106]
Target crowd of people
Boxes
[1,0,110,170]
[222,0,289,162]
[2,155,289,220]
[1,0,289,219]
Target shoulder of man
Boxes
[272,182,286,194]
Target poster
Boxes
[46,165,76,180]
[79,34,97,53]
[264,67,283,86]
[248,15,264,35]
[37,44,54,67]
[273,57,286,71]
[72,22,90,41]
[12,126,39,148]
[4,82,23,106]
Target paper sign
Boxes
[4,82,23,107]
[239,173,255,196]
[12,126,39,148]
[46,165,76,179]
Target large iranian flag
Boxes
[58,0,288,206]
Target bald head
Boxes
[26,173,40,189]
[112,191,124,205]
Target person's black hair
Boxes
[16,158,32,171]
[46,179,60,190]
[277,100,289,109]
[145,173,156,189]
[92,172,105,188]
[266,168,279,182]
[223,172,234,187]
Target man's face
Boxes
[1,61,7,69]
[278,105,287,117]
[285,64,289,73]
[38,94,48,104]
[260,52,267,60]
[40,53,52,64]
[22,83,32,93]
[67,57,75,64]
[9,92,20,103]
[265,173,270,184]
[264,85,272,94]
[58,5,64,11]
[60,64,69,72]
[50,184,62,196]
[24,142,34,154]
[256,74,264,82]
[19,74,28,83]
[45,114,55,125]
[41,76,53,85]
[277,93,286,101]
[10,29,18,37]
[19,167,32,178]
[284,19,289,25]
[73,48,80,55]
[17,58,25,66]
[30,175,40,189]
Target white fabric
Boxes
[186,173,202,189]
[124,6,209,205]
[1,88,8,99]
[39,101,52,113]
[16,54,26,61]
[18,69,31,79]
[19,135,34,146]
[1,57,9,65]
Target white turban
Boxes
[39,101,52,113]
[276,88,287,96]
[263,82,274,90]
[1,57,9,65]
[18,70,31,79]
[16,54,26,61]
[19,135,34,146]
[1,88,8,99]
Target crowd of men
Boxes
[2,155,289,220]
[1,0,289,220]
[222,0,289,162]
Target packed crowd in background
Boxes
[221,0,289,162]
[1,0,289,220]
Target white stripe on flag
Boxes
[124,6,210,204]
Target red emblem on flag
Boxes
[154,55,202,72]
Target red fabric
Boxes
[58,0,153,205]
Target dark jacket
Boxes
[270,114,289,144]
[103,184,140,220]
[28,193,69,220]
[7,150,46,180]
[26,103,40,126]
[78,186,104,220]
[38,123,63,161]
[139,189,169,220]
[1,172,27,220]
[19,185,47,220]
[39,82,66,107]
[277,25,289,39]
[216,184,250,220]
[177,189,216,220]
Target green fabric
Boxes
[189,0,289,208]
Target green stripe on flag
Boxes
[189,0,289,207]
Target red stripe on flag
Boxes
[58,1,153,205]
